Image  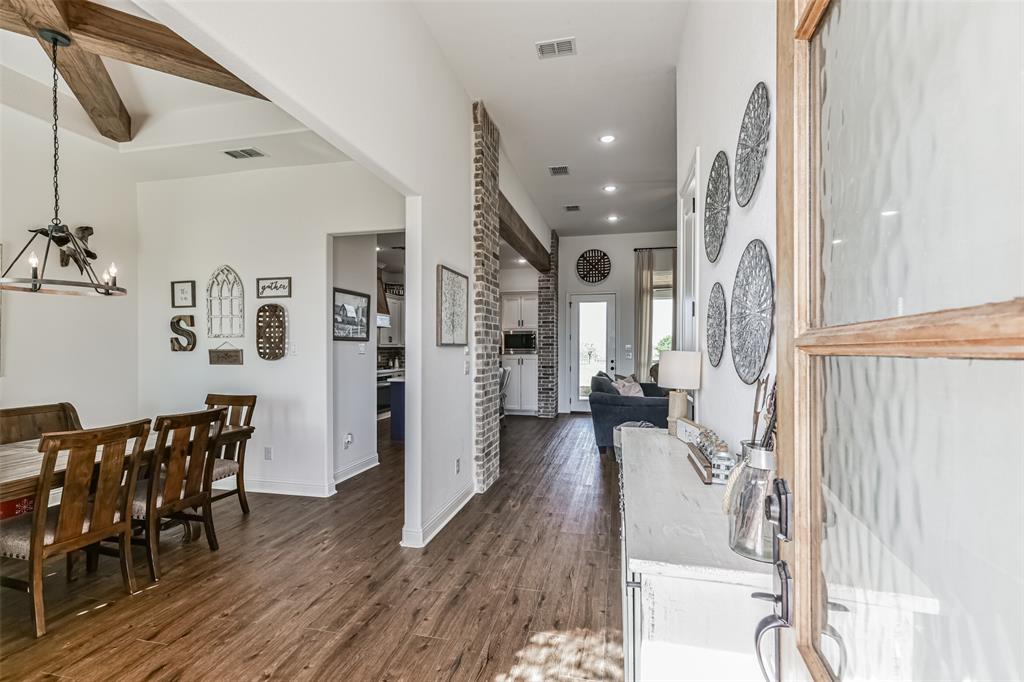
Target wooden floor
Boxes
[0,415,622,681]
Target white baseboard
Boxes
[505,409,538,416]
[334,453,379,484]
[212,477,334,498]
[400,483,474,549]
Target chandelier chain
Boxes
[50,38,60,227]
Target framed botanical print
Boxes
[333,288,370,341]
[436,264,468,346]
[171,280,196,308]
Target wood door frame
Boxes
[776,0,1024,678]
[679,148,701,354]
[567,292,617,413]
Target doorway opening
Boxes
[568,293,616,413]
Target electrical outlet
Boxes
[464,360,470,375]
[344,433,354,449]
[264,446,273,461]
[289,343,298,356]
[456,458,461,474]
[358,344,366,355]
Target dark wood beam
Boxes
[1,2,264,104]
[65,2,264,100]
[8,0,132,141]
[499,192,550,273]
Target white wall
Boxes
[145,1,479,547]
[332,234,380,485]
[136,162,403,497]
[676,1,777,453]
[498,147,551,248]
[0,106,138,426]
[558,230,676,413]
[500,266,538,293]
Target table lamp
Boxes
[658,350,702,435]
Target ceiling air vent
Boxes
[222,147,266,160]
[536,36,576,59]
[548,165,570,176]
[564,204,581,212]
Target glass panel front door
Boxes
[569,293,616,412]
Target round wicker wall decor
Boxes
[576,249,611,284]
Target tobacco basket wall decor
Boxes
[734,82,771,208]
[207,265,244,338]
[729,239,774,384]
[704,151,730,262]
[576,249,611,284]
[256,303,287,360]
[706,282,727,368]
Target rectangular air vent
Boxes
[536,37,576,59]
[222,147,266,159]
[564,204,581,212]
[548,165,570,176]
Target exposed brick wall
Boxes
[472,102,501,493]
[537,230,559,418]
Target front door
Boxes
[775,1,1023,680]
[568,293,616,413]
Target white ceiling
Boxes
[417,1,688,237]
[0,24,348,180]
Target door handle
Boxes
[765,478,792,543]
[752,560,792,682]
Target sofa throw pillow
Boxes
[615,377,644,397]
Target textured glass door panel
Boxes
[577,301,609,400]
[815,1,1024,326]
[818,356,1024,680]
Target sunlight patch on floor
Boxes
[494,628,623,681]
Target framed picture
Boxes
[171,280,196,308]
[333,287,370,341]
[436,264,468,346]
[256,276,292,299]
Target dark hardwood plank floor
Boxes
[0,415,622,681]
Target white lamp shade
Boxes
[658,350,702,390]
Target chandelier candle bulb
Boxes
[109,263,118,287]
[28,252,39,279]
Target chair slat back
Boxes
[1,403,83,445]
[151,409,226,511]
[36,420,150,548]
[204,394,256,428]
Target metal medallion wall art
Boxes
[730,239,774,384]
[704,151,730,263]
[706,282,727,368]
[734,82,771,208]
[576,249,611,284]
[256,303,287,361]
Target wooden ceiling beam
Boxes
[8,0,132,142]
[499,192,551,273]
[65,2,264,100]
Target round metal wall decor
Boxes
[706,282,727,368]
[576,249,611,284]
[730,239,774,384]
[704,151,730,263]
[734,82,771,208]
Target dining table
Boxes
[0,425,254,503]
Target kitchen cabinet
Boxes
[378,295,404,346]
[501,293,538,330]
[501,354,538,413]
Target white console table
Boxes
[619,428,772,681]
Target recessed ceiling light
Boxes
[607,214,619,223]
[517,258,527,264]
[599,135,616,144]
[376,246,381,251]
[603,185,617,193]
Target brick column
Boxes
[472,102,501,493]
[537,230,559,418]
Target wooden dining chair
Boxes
[0,419,150,637]
[133,408,226,581]
[204,394,257,514]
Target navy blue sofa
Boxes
[588,374,669,451]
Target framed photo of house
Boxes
[256,276,292,299]
[171,280,196,308]
[436,264,468,346]
[333,287,370,341]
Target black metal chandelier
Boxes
[0,29,125,297]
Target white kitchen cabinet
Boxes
[501,293,538,330]
[378,295,404,346]
[501,353,537,414]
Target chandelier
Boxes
[0,29,125,297]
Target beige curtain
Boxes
[634,249,655,382]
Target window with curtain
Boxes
[635,248,677,381]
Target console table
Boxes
[619,427,772,681]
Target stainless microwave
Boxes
[503,330,537,354]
